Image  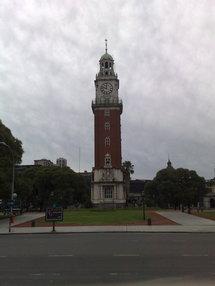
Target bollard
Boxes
[31,220,36,227]
[147,218,151,225]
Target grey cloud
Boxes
[0,0,215,179]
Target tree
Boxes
[144,180,158,207]
[175,168,206,209]
[15,166,91,210]
[122,161,134,204]
[122,161,134,178]
[144,165,205,209]
[0,120,23,199]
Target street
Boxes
[0,233,215,285]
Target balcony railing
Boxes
[92,98,123,113]
[92,98,123,106]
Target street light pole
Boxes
[0,141,15,232]
[142,190,146,220]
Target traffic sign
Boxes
[45,207,64,222]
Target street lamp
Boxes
[142,190,146,220]
[0,141,15,231]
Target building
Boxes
[15,164,36,172]
[204,179,215,209]
[56,157,67,168]
[34,159,54,167]
[91,41,126,207]
[79,170,92,178]
[166,159,174,170]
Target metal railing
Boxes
[92,98,123,106]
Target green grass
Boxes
[40,208,149,225]
[0,213,7,220]
[193,211,215,220]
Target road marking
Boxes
[110,272,131,276]
[30,273,43,276]
[48,254,74,257]
[182,254,209,257]
[114,254,140,257]
[0,256,7,258]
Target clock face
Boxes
[100,82,113,95]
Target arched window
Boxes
[109,62,112,68]
[104,153,111,167]
[105,62,108,68]
[105,122,110,131]
[105,137,110,146]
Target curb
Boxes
[1,230,215,235]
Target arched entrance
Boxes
[210,198,215,208]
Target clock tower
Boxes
[91,40,126,207]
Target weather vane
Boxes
[105,39,107,53]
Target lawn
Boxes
[0,213,7,220]
[192,211,215,221]
[39,208,148,225]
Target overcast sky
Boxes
[0,0,215,179]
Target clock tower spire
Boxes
[105,38,107,53]
[91,43,125,207]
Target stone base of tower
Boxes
[91,168,126,208]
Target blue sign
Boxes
[45,207,63,222]
[8,201,14,207]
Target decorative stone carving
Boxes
[102,168,113,181]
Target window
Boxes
[103,185,114,199]
[105,62,108,68]
[105,122,110,131]
[105,137,110,146]
[104,153,111,167]
[104,109,110,116]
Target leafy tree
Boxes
[122,161,134,204]
[175,168,205,209]
[0,120,23,199]
[144,164,205,209]
[144,180,158,207]
[122,161,134,176]
[15,166,91,210]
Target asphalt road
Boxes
[0,233,215,286]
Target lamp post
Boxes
[0,141,15,232]
[142,190,146,220]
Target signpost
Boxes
[142,190,146,220]
[45,207,63,232]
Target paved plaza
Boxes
[158,211,215,226]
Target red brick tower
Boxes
[91,40,125,207]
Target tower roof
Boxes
[100,52,113,61]
[167,158,174,169]
[99,39,114,61]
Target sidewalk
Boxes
[0,212,44,234]
[0,211,215,234]
[1,224,215,234]
[157,210,215,226]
